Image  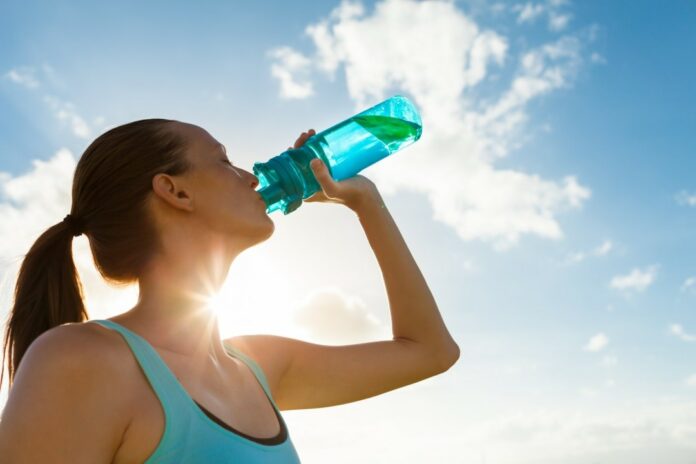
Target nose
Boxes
[248,171,259,189]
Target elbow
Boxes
[437,343,460,372]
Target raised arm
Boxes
[225,131,459,411]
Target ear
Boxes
[151,173,195,213]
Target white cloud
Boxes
[675,190,696,206]
[562,239,612,265]
[0,149,76,264]
[609,265,658,293]
[43,96,91,139]
[590,52,607,64]
[593,239,612,256]
[514,3,546,23]
[291,286,383,344]
[458,399,696,463]
[548,12,571,31]
[270,0,593,251]
[563,251,585,264]
[584,332,609,352]
[512,1,571,32]
[688,374,696,387]
[4,64,93,139]
[267,46,315,99]
[670,324,696,342]
[4,66,40,88]
[681,276,696,293]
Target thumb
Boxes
[311,158,334,189]
[311,158,327,178]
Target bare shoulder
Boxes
[24,321,132,375]
[0,321,134,462]
[223,334,292,403]
[36,320,125,357]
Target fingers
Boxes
[310,158,329,179]
[290,129,316,150]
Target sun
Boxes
[207,287,231,318]
[206,250,306,340]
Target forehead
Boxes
[177,123,219,149]
[173,122,226,166]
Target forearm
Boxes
[352,191,459,361]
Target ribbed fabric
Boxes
[89,319,302,463]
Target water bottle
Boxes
[254,94,423,215]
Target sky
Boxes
[1,0,695,462]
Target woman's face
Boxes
[173,122,274,248]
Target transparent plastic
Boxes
[253,94,422,215]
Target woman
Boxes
[0,119,460,463]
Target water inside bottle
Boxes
[254,111,422,215]
[353,115,422,152]
[316,114,422,181]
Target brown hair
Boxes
[1,118,191,389]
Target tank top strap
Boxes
[222,341,275,403]
[88,319,191,408]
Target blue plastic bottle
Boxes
[254,95,423,215]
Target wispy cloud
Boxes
[548,12,571,31]
[43,95,91,139]
[681,276,696,293]
[514,3,546,23]
[687,374,696,387]
[4,66,40,88]
[609,265,658,293]
[512,0,572,31]
[268,0,594,251]
[594,239,613,256]
[670,324,696,342]
[3,64,98,139]
[675,190,696,207]
[590,52,607,64]
[562,239,613,264]
[584,332,609,352]
[459,399,696,462]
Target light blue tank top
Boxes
[89,319,302,463]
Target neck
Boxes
[115,235,239,365]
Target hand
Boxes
[290,128,380,211]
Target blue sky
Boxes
[1,0,696,462]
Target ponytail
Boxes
[1,220,87,387]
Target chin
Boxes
[254,216,275,242]
[262,217,275,239]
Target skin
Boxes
[110,121,277,370]
[0,120,459,463]
[111,122,377,370]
